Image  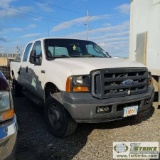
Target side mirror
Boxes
[30,50,36,64]
[30,50,42,65]
[106,52,111,58]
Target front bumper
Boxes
[61,85,154,123]
[0,115,18,160]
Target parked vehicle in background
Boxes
[10,38,154,138]
[0,66,11,81]
[0,70,18,160]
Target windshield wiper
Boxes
[56,55,70,58]
[47,55,70,60]
[84,55,105,58]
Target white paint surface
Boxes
[129,0,160,75]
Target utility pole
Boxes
[86,10,92,40]
[86,10,89,40]
[47,20,50,37]
[16,46,20,54]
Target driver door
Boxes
[26,41,44,99]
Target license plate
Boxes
[123,106,138,117]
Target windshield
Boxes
[44,39,110,59]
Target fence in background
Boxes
[0,66,11,80]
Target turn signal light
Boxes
[73,86,89,92]
[0,109,14,121]
[66,77,71,92]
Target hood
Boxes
[51,58,145,75]
[0,71,9,90]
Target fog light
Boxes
[97,106,111,113]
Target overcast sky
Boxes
[0,0,130,57]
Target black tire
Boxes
[12,80,23,97]
[44,95,77,138]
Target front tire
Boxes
[44,96,77,138]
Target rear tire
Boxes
[44,95,77,138]
[12,80,23,97]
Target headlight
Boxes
[0,91,14,122]
[66,75,90,92]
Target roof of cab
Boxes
[28,37,89,43]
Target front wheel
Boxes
[44,95,77,138]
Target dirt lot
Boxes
[14,95,160,160]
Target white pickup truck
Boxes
[10,38,154,138]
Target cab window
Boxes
[23,43,32,61]
[32,41,42,56]
[29,41,42,65]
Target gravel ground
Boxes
[13,95,160,160]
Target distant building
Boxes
[129,0,160,104]
[0,57,8,66]
[129,0,160,74]
[0,54,19,66]
[0,53,17,58]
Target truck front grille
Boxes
[91,68,148,99]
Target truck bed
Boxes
[10,61,21,80]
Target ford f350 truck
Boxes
[10,38,154,138]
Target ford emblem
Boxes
[122,79,135,86]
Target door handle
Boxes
[26,66,28,73]
[41,70,45,73]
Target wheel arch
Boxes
[44,82,60,99]
[11,70,15,79]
